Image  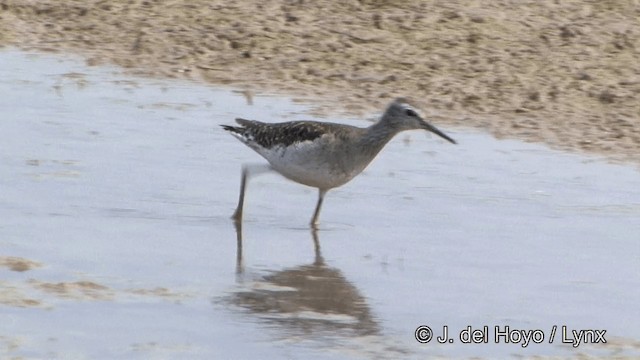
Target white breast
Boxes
[254,138,360,190]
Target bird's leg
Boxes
[231,167,248,223]
[232,163,272,223]
[310,227,324,266]
[310,189,328,227]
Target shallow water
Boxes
[0,49,639,359]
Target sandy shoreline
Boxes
[1,0,639,163]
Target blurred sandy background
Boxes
[1,0,638,162]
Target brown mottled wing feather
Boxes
[223,118,328,149]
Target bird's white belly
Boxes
[258,142,358,189]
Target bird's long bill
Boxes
[421,121,457,144]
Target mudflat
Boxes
[1,1,638,162]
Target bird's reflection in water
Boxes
[229,222,380,338]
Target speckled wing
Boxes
[222,118,327,149]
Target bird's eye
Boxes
[405,108,418,117]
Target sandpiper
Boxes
[222,98,456,227]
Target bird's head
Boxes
[382,98,456,144]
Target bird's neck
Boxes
[358,119,401,157]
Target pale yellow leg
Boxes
[310,189,327,227]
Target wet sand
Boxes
[1,1,639,163]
